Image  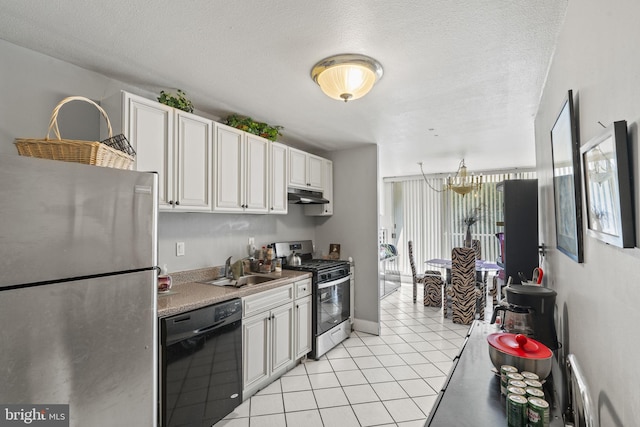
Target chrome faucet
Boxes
[225,256,233,279]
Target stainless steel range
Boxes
[273,240,351,359]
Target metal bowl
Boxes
[487,333,552,379]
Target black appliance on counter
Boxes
[490,284,559,350]
[159,299,243,426]
[273,240,351,359]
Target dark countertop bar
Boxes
[157,267,312,318]
[426,320,564,426]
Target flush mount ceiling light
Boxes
[311,54,383,102]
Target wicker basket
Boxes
[14,96,134,170]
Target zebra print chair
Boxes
[407,240,426,303]
[423,270,444,307]
[450,247,482,325]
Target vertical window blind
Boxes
[385,170,536,278]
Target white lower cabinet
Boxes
[294,279,312,359]
[242,285,294,398]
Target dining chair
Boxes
[407,240,426,303]
[450,246,482,325]
[423,270,444,308]
[471,239,486,320]
[408,241,444,306]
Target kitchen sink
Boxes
[201,275,275,288]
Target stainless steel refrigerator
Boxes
[0,155,158,426]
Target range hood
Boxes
[287,187,329,204]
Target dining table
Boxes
[425,258,503,272]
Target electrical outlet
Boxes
[248,237,255,245]
[176,242,185,257]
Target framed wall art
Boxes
[581,120,635,248]
[550,90,584,262]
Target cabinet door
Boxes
[244,134,269,213]
[270,142,288,214]
[294,295,312,359]
[125,94,174,208]
[307,154,324,190]
[175,112,212,211]
[214,124,244,212]
[288,147,308,189]
[271,303,294,374]
[242,311,271,391]
[304,159,333,216]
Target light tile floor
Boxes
[215,282,472,427]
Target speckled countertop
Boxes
[157,267,312,318]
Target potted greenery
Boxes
[462,206,483,248]
[157,89,194,113]
[225,114,283,141]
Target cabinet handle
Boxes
[168,200,174,205]
[296,304,299,309]
[175,201,180,205]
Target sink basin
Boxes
[202,275,274,288]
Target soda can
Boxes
[507,386,526,397]
[501,365,518,395]
[527,397,550,426]
[525,387,545,399]
[504,372,525,394]
[506,393,528,427]
[506,372,525,382]
[524,379,543,389]
[521,371,540,381]
[508,379,527,389]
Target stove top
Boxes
[272,240,349,273]
[285,258,349,271]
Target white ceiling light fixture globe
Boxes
[311,54,384,102]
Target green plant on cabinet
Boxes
[157,89,194,113]
[225,114,283,141]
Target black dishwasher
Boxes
[160,299,242,427]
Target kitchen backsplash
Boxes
[158,205,316,272]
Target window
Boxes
[382,170,536,278]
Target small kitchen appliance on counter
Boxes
[491,284,559,350]
[273,240,351,359]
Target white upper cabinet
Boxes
[305,159,333,216]
[113,92,212,211]
[214,123,269,213]
[102,91,331,215]
[307,154,324,189]
[174,111,213,211]
[269,142,288,214]
[288,147,323,191]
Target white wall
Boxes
[0,39,317,273]
[316,145,380,333]
[534,1,640,425]
[158,206,316,272]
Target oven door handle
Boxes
[317,275,350,290]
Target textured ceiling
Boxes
[0,0,566,177]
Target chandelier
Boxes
[419,159,483,197]
[311,54,383,102]
[447,159,482,196]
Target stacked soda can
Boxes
[500,365,519,396]
[502,366,550,427]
